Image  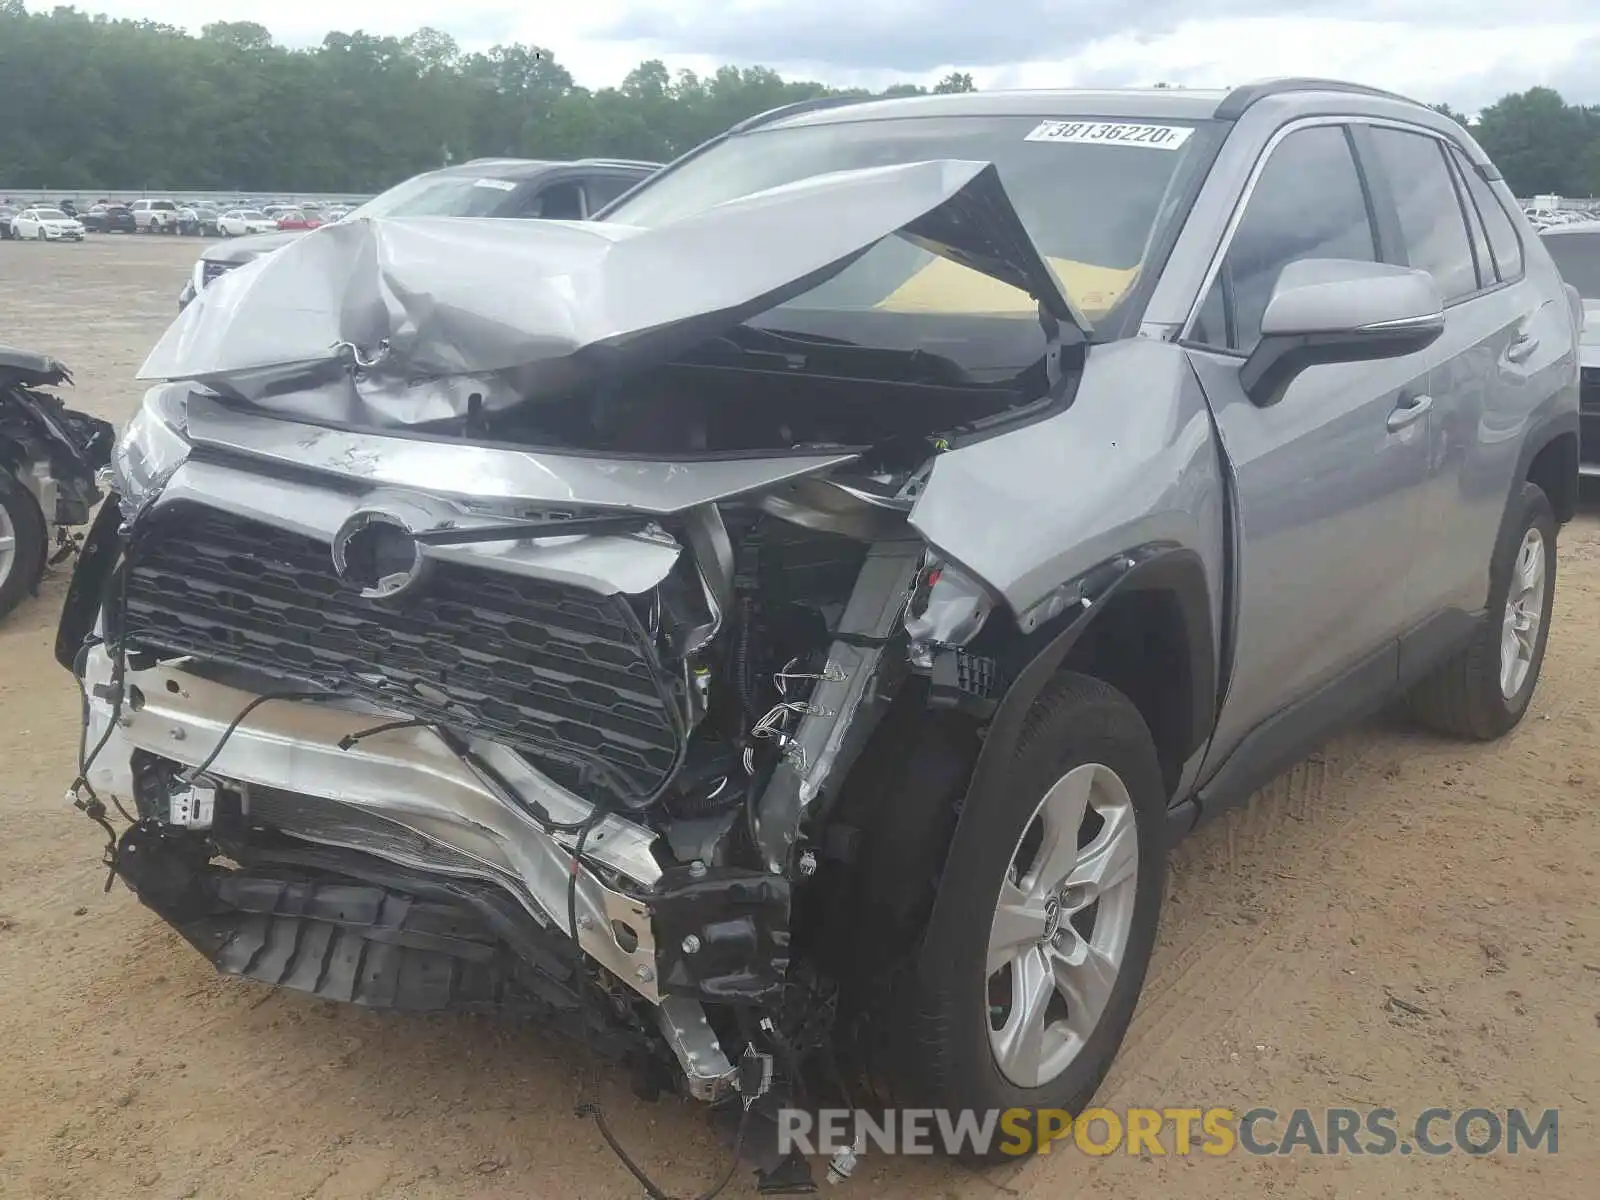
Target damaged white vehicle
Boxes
[60,83,1578,1183]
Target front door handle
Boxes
[1386,392,1433,432]
[1505,332,1539,364]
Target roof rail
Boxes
[577,157,664,169]
[1214,78,1419,121]
[728,94,871,135]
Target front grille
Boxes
[122,501,684,808]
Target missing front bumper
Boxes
[77,645,667,998]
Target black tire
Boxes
[887,672,1168,1160]
[0,469,48,620]
[1408,482,1557,740]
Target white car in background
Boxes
[9,207,86,241]
[217,209,280,237]
[129,198,180,233]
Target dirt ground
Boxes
[0,235,1594,1199]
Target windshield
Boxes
[239,210,267,220]
[606,114,1209,336]
[1543,230,1600,298]
[36,209,68,220]
[349,172,527,219]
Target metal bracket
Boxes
[657,995,738,1101]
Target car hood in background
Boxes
[201,230,302,266]
[138,159,1090,422]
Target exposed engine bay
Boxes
[59,159,1090,1186]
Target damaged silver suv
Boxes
[60,79,1579,1170]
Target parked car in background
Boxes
[0,205,18,239]
[9,207,86,241]
[56,200,78,218]
[130,199,180,233]
[217,209,280,238]
[1540,221,1600,471]
[95,83,1576,1177]
[178,204,222,236]
[273,208,323,231]
[178,157,660,308]
[81,204,137,234]
[323,204,351,222]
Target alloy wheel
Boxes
[0,503,17,593]
[1500,526,1546,699]
[986,761,1139,1088]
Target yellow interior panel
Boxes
[872,255,1140,320]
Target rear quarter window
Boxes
[1448,146,1524,281]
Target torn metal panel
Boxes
[136,160,1086,423]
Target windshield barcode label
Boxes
[1024,121,1193,150]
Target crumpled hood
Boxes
[138,159,1088,410]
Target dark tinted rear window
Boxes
[1542,230,1600,298]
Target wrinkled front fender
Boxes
[909,337,1226,644]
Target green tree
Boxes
[1428,102,1472,127]
[1474,88,1596,196]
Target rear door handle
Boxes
[1386,392,1432,432]
[1505,332,1539,364]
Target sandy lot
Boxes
[0,235,1594,1199]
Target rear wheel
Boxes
[888,672,1167,1159]
[0,470,47,619]
[1407,482,1557,739]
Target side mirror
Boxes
[1240,258,1445,406]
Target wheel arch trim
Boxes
[924,544,1215,931]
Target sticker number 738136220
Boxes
[1023,121,1194,150]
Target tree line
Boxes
[1,3,1596,199]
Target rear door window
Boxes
[1448,146,1524,282]
[521,181,585,220]
[585,174,642,213]
[1367,127,1479,303]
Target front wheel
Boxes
[1408,482,1557,739]
[0,470,48,620]
[890,672,1167,1158]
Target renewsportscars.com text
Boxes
[777,1106,1560,1158]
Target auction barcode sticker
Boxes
[1024,121,1194,150]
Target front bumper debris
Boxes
[79,645,667,996]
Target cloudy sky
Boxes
[32,0,1600,113]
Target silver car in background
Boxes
[1539,221,1600,471]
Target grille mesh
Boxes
[123,501,684,808]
